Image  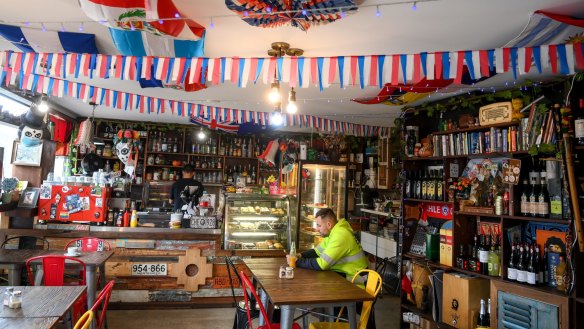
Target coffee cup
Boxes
[67,246,80,255]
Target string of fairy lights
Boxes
[0,0,440,33]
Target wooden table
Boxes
[0,286,86,329]
[244,258,375,329]
[0,249,113,308]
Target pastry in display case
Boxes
[296,162,347,252]
[223,194,293,250]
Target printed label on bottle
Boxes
[550,200,562,215]
[527,272,536,284]
[479,250,489,263]
[575,119,584,139]
[507,268,517,280]
[540,202,549,216]
[516,270,527,282]
[520,197,527,214]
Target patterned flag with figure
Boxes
[79,0,205,57]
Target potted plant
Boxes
[1,177,19,204]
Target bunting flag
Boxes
[0,23,99,54]
[504,11,584,48]
[79,0,205,57]
[225,0,357,32]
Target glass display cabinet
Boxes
[296,162,347,252]
[223,194,293,250]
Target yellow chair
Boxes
[74,310,94,329]
[309,269,382,329]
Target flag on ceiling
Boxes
[190,117,240,134]
[504,10,584,47]
[79,0,205,57]
[225,0,357,31]
[0,23,99,54]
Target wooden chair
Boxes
[240,271,301,329]
[26,255,88,324]
[308,269,382,329]
[90,280,115,329]
[65,237,111,252]
[74,310,94,329]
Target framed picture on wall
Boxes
[12,141,43,166]
[18,187,40,208]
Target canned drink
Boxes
[279,266,286,279]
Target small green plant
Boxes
[1,177,19,193]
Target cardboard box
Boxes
[442,273,490,329]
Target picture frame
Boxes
[18,187,40,208]
[12,141,43,166]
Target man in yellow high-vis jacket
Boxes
[289,208,368,281]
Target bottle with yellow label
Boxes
[130,210,139,227]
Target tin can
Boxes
[279,266,286,279]
[495,196,503,215]
[285,267,294,279]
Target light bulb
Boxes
[286,102,297,114]
[197,128,206,140]
[268,82,281,104]
[271,111,283,126]
[38,101,49,113]
[375,6,381,17]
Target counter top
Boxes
[89,226,221,235]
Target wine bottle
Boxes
[456,245,466,269]
[529,173,539,217]
[415,171,422,199]
[488,239,500,277]
[527,244,536,285]
[521,178,530,216]
[516,244,527,283]
[507,242,517,281]
[539,172,550,218]
[436,169,444,201]
[405,171,412,198]
[421,170,428,199]
[477,299,489,328]
[543,243,549,285]
[575,99,584,145]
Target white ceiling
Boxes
[1,0,583,129]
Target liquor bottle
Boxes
[469,244,478,273]
[247,138,253,158]
[575,99,584,145]
[456,244,466,269]
[436,169,444,201]
[255,142,261,157]
[516,244,526,283]
[488,240,500,277]
[405,171,412,198]
[479,235,490,275]
[251,166,256,184]
[520,179,530,216]
[487,299,492,327]
[535,244,542,285]
[555,254,566,292]
[539,172,550,218]
[421,170,428,199]
[161,135,168,152]
[242,139,248,158]
[173,138,178,153]
[529,173,539,217]
[527,244,536,285]
[507,242,517,281]
[477,299,489,328]
[542,243,549,285]
[415,171,422,199]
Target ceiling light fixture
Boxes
[286,88,297,114]
[268,81,281,104]
[271,109,283,126]
[210,17,214,29]
[412,2,418,10]
[375,6,381,17]
[197,126,206,140]
[37,95,49,113]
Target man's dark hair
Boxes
[183,164,195,173]
[315,208,337,221]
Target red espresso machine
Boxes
[37,184,110,224]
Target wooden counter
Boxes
[0,226,285,309]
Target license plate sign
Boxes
[131,263,168,276]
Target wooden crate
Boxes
[442,272,490,329]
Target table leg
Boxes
[258,288,268,326]
[280,305,295,329]
[7,265,20,286]
[86,265,97,306]
[347,302,357,329]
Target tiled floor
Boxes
[108,293,401,328]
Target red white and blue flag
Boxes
[0,23,99,54]
[190,116,240,134]
[504,11,584,47]
[79,0,205,57]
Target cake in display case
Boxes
[223,194,293,250]
[296,162,347,252]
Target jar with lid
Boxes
[8,291,22,309]
[3,287,13,306]
[162,168,170,181]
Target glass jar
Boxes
[8,291,22,309]
[3,287,13,306]
[147,154,155,165]
[103,144,113,157]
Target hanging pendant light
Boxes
[286,87,297,114]
[197,126,206,140]
[268,81,281,104]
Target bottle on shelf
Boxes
[555,254,566,292]
[507,241,517,281]
[421,170,428,199]
[478,235,489,275]
[427,169,435,200]
[436,169,444,201]
[516,243,527,283]
[520,178,530,216]
[415,171,422,199]
[575,99,584,145]
[527,244,537,285]
[405,171,412,198]
[542,243,549,286]
[477,298,490,329]
[529,172,539,217]
[488,238,500,277]
[538,172,550,218]
[456,244,467,270]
